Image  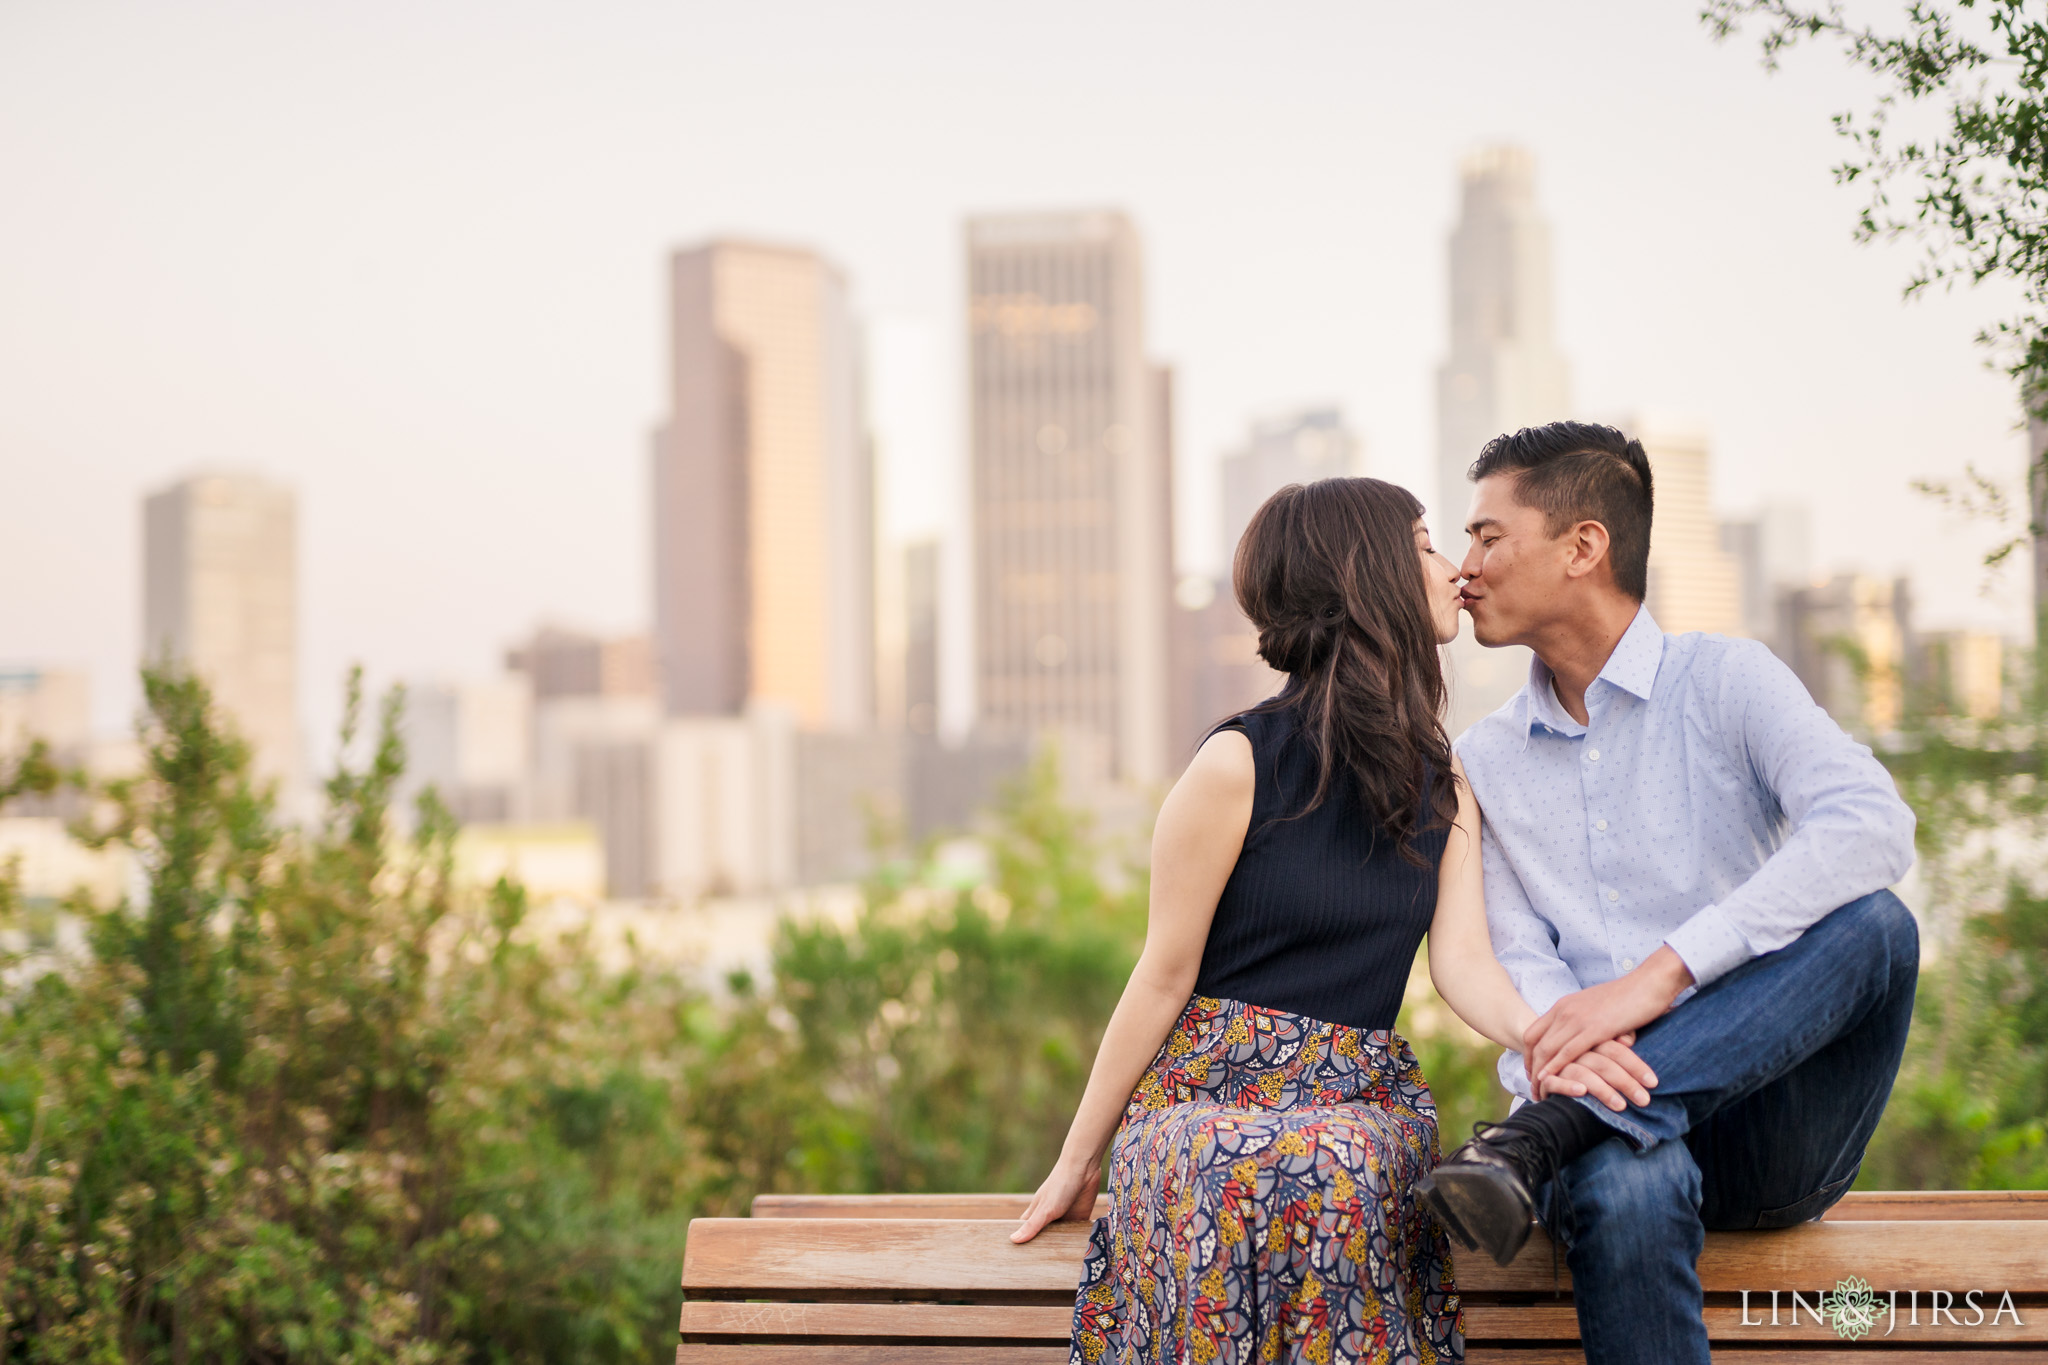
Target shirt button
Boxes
[1621,957,1636,971]
[1607,889,1620,902]
[1595,819,1608,831]
[1588,748,1601,761]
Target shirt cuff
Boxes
[1496,1048,1533,1102]
[1663,904,1753,989]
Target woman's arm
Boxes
[1011,727,1254,1244]
[1428,754,1657,1112]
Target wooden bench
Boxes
[679,1190,2048,1362]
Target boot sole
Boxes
[1416,1166,1535,1267]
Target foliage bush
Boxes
[1,671,712,1362]
[0,672,1151,1361]
[1857,669,2048,1190]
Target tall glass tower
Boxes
[966,211,1172,784]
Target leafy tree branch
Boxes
[1706,1,2048,384]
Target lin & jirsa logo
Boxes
[1740,1276,2025,1341]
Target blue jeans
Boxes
[1536,890,1920,1365]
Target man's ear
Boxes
[1561,519,1612,582]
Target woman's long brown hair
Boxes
[1231,477,1456,863]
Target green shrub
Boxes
[684,748,1146,1206]
[0,670,709,1363]
[0,677,1148,1362]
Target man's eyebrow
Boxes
[1464,516,1503,535]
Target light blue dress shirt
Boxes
[1453,606,1917,1099]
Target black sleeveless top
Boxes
[1192,705,1448,1031]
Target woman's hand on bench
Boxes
[1012,1155,1103,1244]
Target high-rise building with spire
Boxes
[1436,145,1572,529]
[966,210,1173,785]
[1436,146,1570,732]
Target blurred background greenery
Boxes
[4,655,2046,1361]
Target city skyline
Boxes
[1,1,2033,759]
[5,175,2006,903]
[17,190,2025,763]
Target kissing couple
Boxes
[1013,421,1919,1365]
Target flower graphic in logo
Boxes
[1820,1276,1884,1341]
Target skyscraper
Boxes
[1219,408,1364,566]
[1720,502,1812,646]
[142,473,298,792]
[0,667,89,765]
[901,539,940,738]
[967,211,1173,784]
[1436,146,1571,527]
[1780,574,1914,732]
[1436,148,1568,734]
[1167,572,1281,771]
[1634,417,1744,638]
[653,239,872,729]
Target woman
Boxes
[1012,478,1641,1365]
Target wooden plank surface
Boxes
[1468,1220,2048,1295]
[748,1189,2048,1222]
[683,1216,2048,1297]
[683,1218,1093,1295]
[1827,1190,2048,1220]
[1467,1301,2048,1343]
[752,1193,1110,1221]
[681,1302,1071,1340]
[687,1297,2048,1346]
[1469,1354,2047,1364]
[679,1348,1066,1363]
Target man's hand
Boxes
[1537,1036,1656,1110]
[1524,945,1694,1096]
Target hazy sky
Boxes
[1,0,2033,752]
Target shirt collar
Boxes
[1518,604,1664,744]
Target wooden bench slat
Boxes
[1474,1219,2048,1294]
[1467,1301,2048,1343]
[752,1193,1111,1221]
[1469,1355,2048,1364]
[681,1296,2048,1347]
[1827,1190,2048,1220]
[682,1216,2048,1297]
[749,1189,2048,1222]
[678,1348,1067,1363]
[682,1219,1093,1295]
[680,1302,1070,1340]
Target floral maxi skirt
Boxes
[1069,996,1463,1364]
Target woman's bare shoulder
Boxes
[1192,725,1253,773]
[1156,726,1254,856]
[1174,726,1253,805]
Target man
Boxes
[1414,422,1919,1365]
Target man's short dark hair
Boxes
[1466,421,1654,600]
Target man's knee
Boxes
[1846,887,1918,946]
[1562,1137,1702,1253]
[1833,889,1920,987]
